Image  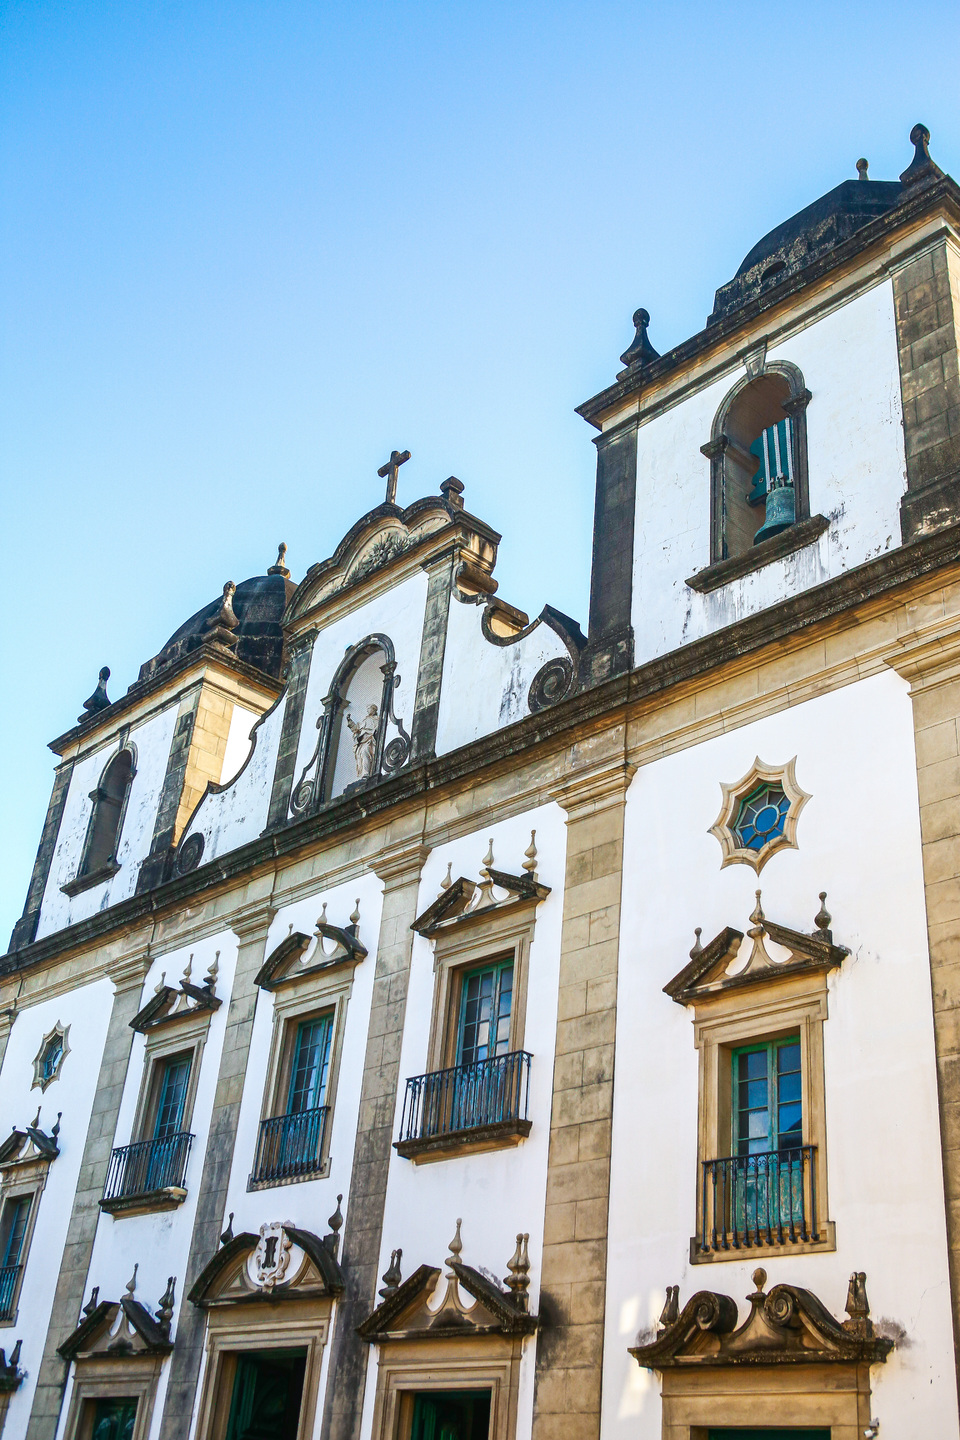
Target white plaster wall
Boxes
[603,670,958,1440]
[435,599,570,755]
[220,703,258,786]
[631,282,908,662]
[36,706,179,940]
[52,936,239,1440]
[289,571,430,805]
[179,693,286,863]
[0,979,114,1439]
[357,805,567,1440]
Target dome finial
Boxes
[203,582,239,652]
[856,157,869,181]
[268,542,290,578]
[900,123,943,190]
[619,308,660,371]
[78,666,111,724]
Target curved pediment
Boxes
[188,1225,344,1308]
[286,495,501,626]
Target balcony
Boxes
[395,1050,532,1162]
[696,1145,826,1259]
[249,1106,330,1187]
[0,1265,21,1323]
[100,1132,193,1216]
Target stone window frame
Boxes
[193,1309,331,1440]
[424,906,536,1076]
[659,1360,873,1438]
[687,360,827,594]
[248,967,356,1190]
[61,741,138,898]
[31,1021,71,1093]
[691,973,835,1265]
[708,756,810,874]
[368,1337,524,1440]
[0,1175,45,1329]
[61,1354,164,1440]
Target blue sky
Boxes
[2,0,958,942]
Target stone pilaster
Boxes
[9,759,75,951]
[266,632,316,831]
[532,746,634,1440]
[156,901,276,1440]
[894,237,960,543]
[410,551,456,763]
[26,950,151,1440]
[581,415,638,688]
[890,631,960,1404]
[319,837,429,1440]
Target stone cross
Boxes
[378,449,411,505]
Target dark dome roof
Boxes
[139,571,296,683]
[710,177,902,323]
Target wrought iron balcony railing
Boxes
[0,1265,21,1321]
[102,1131,194,1205]
[699,1145,819,1254]
[399,1050,532,1145]
[251,1106,330,1184]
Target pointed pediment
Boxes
[358,1263,537,1341]
[664,894,849,1005]
[0,1117,60,1172]
[412,871,550,938]
[255,921,367,992]
[188,1226,344,1307]
[58,1299,172,1361]
[630,1271,893,1370]
[131,956,222,1034]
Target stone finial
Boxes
[204,582,240,651]
[689,927,703,960]
[900,123,943,190]
[379,1248,403,1299]
[7,1340,21,1370]
[51,1112,62,1142]
[814,891,833,943]
[749,1267,767,1299]
[154,971,167,995]
[204,952,220,992]
[318,902,328,929]
[124,1264,138,1298]
[748,891,765,937]
[82,1286,100,1318]
[350,899,361,927]
[619,308,661,370]
[477,841,496,906]
[856,157,869,181]
[181,956,193,986]
[658,1284,680,1331]
[844,1271,874,1336]
[440,476,465,510]
[504,1233,531,1311]
[220,1213,235,1247]
[439,862,453,894]
[446,1218,463,1274]
[268,542,291,578]
[325,1195,344,1257]
[156,1276,176,1336]
[78,666,111,723]
[30,1106,41,1130]
[522,831,538,877]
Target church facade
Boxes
[3,123,960,1440]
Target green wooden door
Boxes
[409,1390,491,1440]
[707,1429,830,1439]
[224,1350,306,1440]
[89,1399,137,1440]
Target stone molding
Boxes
[368,839,430,888]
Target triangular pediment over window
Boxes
[358,1262,538,1341]
[412,871,550,939]
[630,1269,893,1369]
[58,1298,172,1361]
[255,917,367,992]
[188,1226,344,1307]
[664,892,848,1005]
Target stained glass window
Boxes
[732,782,790,853]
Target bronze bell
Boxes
[753,474,796,545]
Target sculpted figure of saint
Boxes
[346,703,379,778]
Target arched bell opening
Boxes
[79,744,137,881]
[705,362,811,563]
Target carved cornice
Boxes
[369,839,430,889]
[549,756,636,821]
[231,904,278,946]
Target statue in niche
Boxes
[346,704,379,778]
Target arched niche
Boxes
[77,744,137,884]
[291,635,411,816]
[703,361,811,563]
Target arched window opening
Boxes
[328,647,392,801]
[705,365,810,564]
[80,748,135,879]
